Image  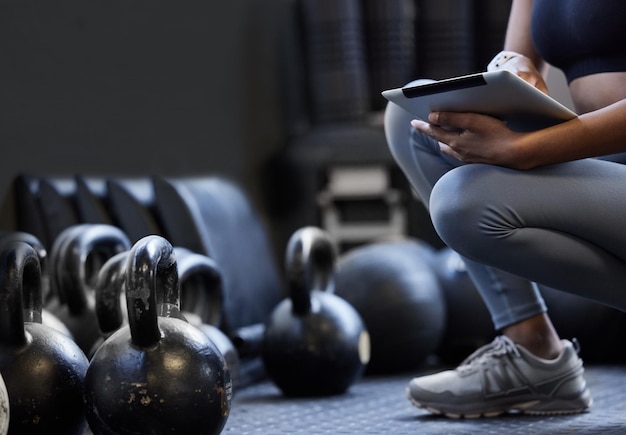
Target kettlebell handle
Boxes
[0,231,49,303]
[284,227,337,316]
[175,247,224,327]
[58,225,131,315]
[0,241,43,346]
[125,235,180,348]
[0,231,48,277]
[94,251,129,335]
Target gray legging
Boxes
[384,89,626,331]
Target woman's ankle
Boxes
[502,313,564,360]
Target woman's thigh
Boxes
[384,97,463,206]
[430,158,626,310]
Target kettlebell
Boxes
[46,224,131,354]
[0,230,72,338]
[90,250,130,358]
[262,226,370,397]
[174,247,241,393]
[93,246,242,390]
[0,230,49,297]
[0,241,89,434]
[0,372,8,435]
[84,235,232,435]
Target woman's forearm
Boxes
[516,99,626,168]
[503,0,545,72]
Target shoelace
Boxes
[458,336,521,372]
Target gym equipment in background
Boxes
[0,372,7,435]
[262,226,370,397]
[45,223,131,355]
[316,165,408,252]
[540,284,626,363]
[13,175,55,248]
[92,250,129,358]
[152,176,284,335]
[334,238,446,373]
[106,177,166,243]
[13,173,285,340]
[74,176,115,225]
[298,0,369,123]
[36,177,82,245]
[430,247,494,363]
[85,235,232,435]
[13,174,117,250]
[94,245,244,393]
[0,230,50,297]
[0,230,72,338]
[174,246,241,393]
[0,241,89,434]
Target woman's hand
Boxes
[411,111,534,169]
[493,54,549,95]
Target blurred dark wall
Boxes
[0,0,512,237]
[0,0,285,228]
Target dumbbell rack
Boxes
[317,165,407,251]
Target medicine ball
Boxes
[539,284,626,363]
[334,238,445,374]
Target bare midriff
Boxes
[569,72,626,114]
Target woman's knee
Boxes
[383,100,415,165]
[383,79,437,162]
[429,164,504,255]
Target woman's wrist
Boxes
[487,50,526,71]
[487,50,549,93]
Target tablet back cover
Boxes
[382,70,576,132]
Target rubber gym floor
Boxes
[222,364,626,434]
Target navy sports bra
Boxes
[531,0,626,83]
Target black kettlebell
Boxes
[90,250,130,358]
[46,224,131,354]
[0,230,72,338]
[0,230,49,296]
[262,226,370,397]
[174,247,241,393]
[93,246,242,389]
[0,241,90,434]
[84,235,232,435]
[0,372,8,435]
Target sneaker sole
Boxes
[406,387,592,419]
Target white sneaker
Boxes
[407,336,592,418]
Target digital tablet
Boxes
[381,70,577,132]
